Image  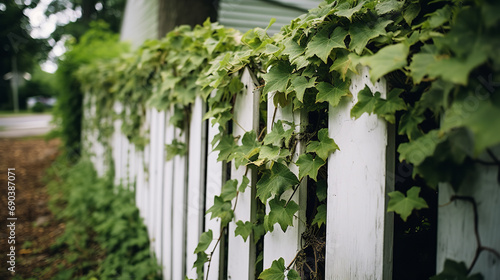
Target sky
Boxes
[22,0,83,73]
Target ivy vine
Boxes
[78,0,500,279]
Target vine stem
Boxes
[205,166,248,280]
[447,195,500,274]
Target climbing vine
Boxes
[78,0,500,279]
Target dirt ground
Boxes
[0,137,65,279]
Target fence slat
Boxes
[326,66,394,280]
[227,68,260,280]
[437,148,500,279]
[186,97,208,279]
[171,125,188,280]
[152,110,166,262]
[204,90,224,280]
[162,108,175,279]
[263,100,307,269]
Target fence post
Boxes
[162,108,175,279]
[185,97,208,279]
[437,148,500,278]
[204,90,224,280]
[263,99,307,269]
[326,66,394,279]
[227,68,260,279]
[171,124,188,279]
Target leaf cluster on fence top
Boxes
[77,0,500,278]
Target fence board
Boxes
[204,90,224,280]
[186,97,208,279]
[263,100,307,269]
[162,108,175,279]
[227,68,260,280]
[171,125,188,280]
[437,147,500,279]
[152,110,167,262]
[326,66,394,279]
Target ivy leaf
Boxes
[295,153,325,181]
[235,220,253,242]
[220,180,238,202]
[258,258,286,280]
[316,180,327,202]
[315,79,350,107]
[334,0,365,20]
[256,162,299,203]
[268,198,299,232]
[282,39,308,69]
[239,175,250,193]
[193,252,208,277]
[373,88,407,124]
[305,26,348,63]
[375,0,404,15]
[287,76,316,102]
[387,186,429,222]
[403,2,421,25]
[349,18,392,55]
[329,49,355,80]
[165,139,187,161]
[430,259,484,280]
[398,130,445,166]
[206,196,234,226]
[312,204,327,227]
[259,145,291,163]
[306,128,339,160]
[263,61,294,94]
[263,120,294,147]
[398,108,425,140]
[360,43,409,83]
[233,130,261,168]
[213,134,236,161]
[350,86,380,119]
[194,230,213,254]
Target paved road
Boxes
[0,114,54,138]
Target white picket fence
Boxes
[83,67,500,279]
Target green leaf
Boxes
[256,162,299,203]
[360,43,409,83]
[165,139,187,161]
[315,79,350,107]
[259,145,291,163]
[349,18,392,54]
[194,230,213,254]
[295,153,325,181]
[306,128,339,160]
[213,134,236,161]
[258,257,286,280]
[431,259,484,280]
[287,269,300,280]
[350,86,380,119]
[268,198,299,232]
[305,26,348,63]
[375,0,404,15]
[193,252,208,277]
[233,130,261,168]
[263,120,294,147]
[330,49,356,80]
[287,76,316,102]
[312,204,327,227]
[206,196,234,226]
[235,220,253,242]
[398,108,425,140]
[316,180,327,202]
[239,175,250,193]
[263,61,294,94]
[403,2,421,25]
[373,88,407,124]
[220,180,238,202]
[398,130,445,166]
[423,5,452,29]
[387,186,428,221]
[334,0,366,20]
[282,39,308,69]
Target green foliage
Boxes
[47,159,160,279]
[77,0,500,278]
[258,258,300,280]
[387,187,429,222]
[430,259,483,280]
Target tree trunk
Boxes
[158,0,218,38]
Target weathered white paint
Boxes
[171,125,188,280]
[437,147,500,279]
[204,90,224,280]
[162,109,175,279]
[152,110,167,263]
[326,66,394,280]
[185,97,208,279]
[263,98,307,269]
[227,68,260,280]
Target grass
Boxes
[0,109,52,117]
